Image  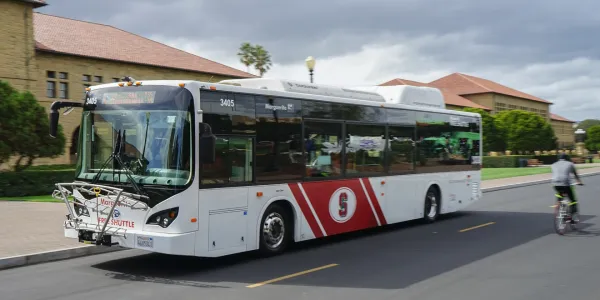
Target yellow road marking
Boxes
[551,205,557,208]
[246,263,339,288]
[459,222,496,232]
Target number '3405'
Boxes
[220,98,234,107]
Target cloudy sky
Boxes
[38,0,600,121]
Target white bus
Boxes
[48,77,482,257]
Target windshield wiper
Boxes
[90,129,147,198]
[138,112,151,172]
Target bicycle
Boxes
[554,182,583,235]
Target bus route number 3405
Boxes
[220,98,234,107]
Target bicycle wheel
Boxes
[554,201,567,235]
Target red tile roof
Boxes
[429,73,552,104]
[32,13,254,79]
[551,113,575,123]
[379,78,492,111]
[380,78,430,87]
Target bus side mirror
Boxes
[199,123,216,164]
[49,100,83,138]
[49,109,59,138]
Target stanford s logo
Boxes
[329,187,356,223]
[339,192,348,218]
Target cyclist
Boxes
[551,153,582,223]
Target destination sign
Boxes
[100,91,156,105]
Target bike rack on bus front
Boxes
[52,182,149,245]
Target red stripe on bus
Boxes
[299,179,379,235]
[361,178,387,225]
[288,183,324,238]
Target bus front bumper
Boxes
[64,223,196,256]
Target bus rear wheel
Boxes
[423,186,440,223]
[259,203,291,255]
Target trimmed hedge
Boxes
[482,154,587,168]
[0,169,75,197]
[482,155,533,168]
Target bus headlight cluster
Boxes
[74,202,89,217]
[146,207,179,228]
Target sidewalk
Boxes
[0,201,82,259]
[2,166,600,269]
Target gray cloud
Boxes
[39,0,600,65]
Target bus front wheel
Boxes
[259,203,292,255]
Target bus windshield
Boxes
[75,85,194,187]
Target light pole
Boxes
[305,56,316,83]
[575,128,586,143]
[575,128,586,157]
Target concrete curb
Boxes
[482,171,600,193]
[0,244,126,271]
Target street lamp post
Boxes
[305,56,316,83]
[575,128,587,157]
[575,128,586,143]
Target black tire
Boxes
[423,186,440,223]
[259,203,292,255]
[554,203,566,235]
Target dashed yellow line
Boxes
[459,222,496,232]
[246,263,339,288]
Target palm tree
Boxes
[252,45,272,77]
[237,42,255,73]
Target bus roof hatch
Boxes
[349,85,446,109]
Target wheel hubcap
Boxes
[263,212,285,249]
[427,193,438,219]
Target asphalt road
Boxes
[2,176,600,300]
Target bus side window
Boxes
[200,136,254,186]
[303,121,343,178]
[387,126,415,174]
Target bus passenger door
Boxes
[196,135,254,256]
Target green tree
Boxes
[0,81,18,166]
[0,80,66,171]
[584,125,600,151]
[237,42,255,73]
[494,110,557,152]
[576,119,600,131]
[461,108,505,152]
[236,43,273,76]
[252,45,272,77]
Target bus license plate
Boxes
[136,236,154,248]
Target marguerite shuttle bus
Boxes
[48,77,482,257]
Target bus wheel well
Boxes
[423,184,441,223]
[258,200,296,255]
[429,184,441,199]
[269,200,296,230]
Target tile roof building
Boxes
[380,73,576,149]
[0,0,254,165]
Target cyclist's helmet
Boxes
[559,153,570,161]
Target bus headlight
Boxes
[74,202,89,217]
[146,207,179,228]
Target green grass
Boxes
[482,165,596,180]
[482,167,552,180]
[0,195,63,203]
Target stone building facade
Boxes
[0,0,254,166]
[380,73,576,149]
